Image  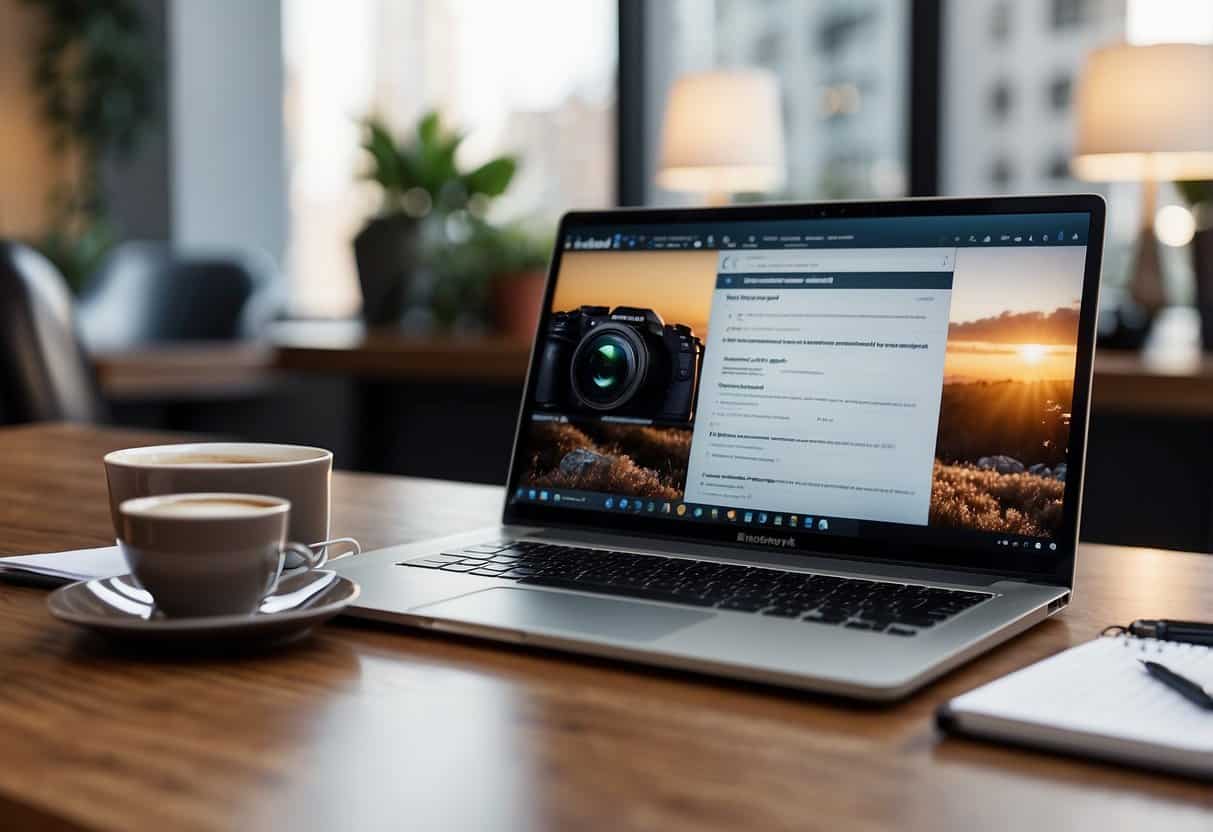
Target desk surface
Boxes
[1,424,1211,832]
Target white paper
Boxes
[950,636,1213,754]
[0,546,126,582]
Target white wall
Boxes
[168,0,286,267]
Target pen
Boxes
[1129,619,1213,646]
[1140,660,1213,711]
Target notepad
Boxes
[0,546,126,586]
[938,636,1213,779]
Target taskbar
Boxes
[510,485,1061,553]
[511,485,858,536]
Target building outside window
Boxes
[646,0,907,204]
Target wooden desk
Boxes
[0,424,1211,831]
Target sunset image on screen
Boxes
[929,247,1086,537]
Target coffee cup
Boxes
[117,493,327,617]
[104,443,333,547]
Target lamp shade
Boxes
[1072,43,1213,181]
[657,70,786,195]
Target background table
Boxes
[1,423,1211,831]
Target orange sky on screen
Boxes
[551,251,717,337]
[943,343,1077,383]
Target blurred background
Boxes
[1,0,1212,551]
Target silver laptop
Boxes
[336,195,1105,700]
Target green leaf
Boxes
[361,120,402,190]
[463,157,517,197]
[417,110,441,147]
[1177,180,1213,206]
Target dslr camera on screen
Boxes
[534,305,704,424]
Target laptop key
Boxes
[439,563,480,572]
[461,544,508,554]
[716,599,766,612]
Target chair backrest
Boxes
[78,241,279,349]
[0,242,106,425]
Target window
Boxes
[1051,0,1094,30]
[1045,153,1071,180]
[637,0,907,204]
[283,0,617,317]
[990,1,1011,42]
[942,0,1125,197]
[939,0,1213,297]
[989,157,1014,190]
[988,80,1013,120]
[1047,75,1072,112]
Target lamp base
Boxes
[1129,179,1166,314]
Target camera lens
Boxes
[587,339,628,393]
[570,327,647,410]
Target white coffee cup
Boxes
[104,443,333,547]
[117,493,327,618]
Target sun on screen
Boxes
[1018,343,1048,364]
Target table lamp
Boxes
[1072,42,1213,313]
[656,69,786,206]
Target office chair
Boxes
[0,242,107,424]
[77,241,280,349]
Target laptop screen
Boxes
[504,198,1102,581]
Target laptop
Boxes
[335,195,1105,700]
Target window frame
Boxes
[615,0,944,205]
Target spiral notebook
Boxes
[937,636,1213,779]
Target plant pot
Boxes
[490,269,547,341]
[1193,221,1213,350]
[353,214,421,326]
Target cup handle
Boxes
[283,541,327,571]
[267,542,328,599]
[308,537,361,561]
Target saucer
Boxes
[47,569,360,646]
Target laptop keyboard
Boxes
[399,541,994,636]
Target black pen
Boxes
[1140,660,1213,710]
[1129,619,1213,646]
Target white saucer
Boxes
[47,570,360,646]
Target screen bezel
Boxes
[501,195,1105,588]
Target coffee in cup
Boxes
[117,492,326,617]
[104,443,333,546]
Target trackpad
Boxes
[415,587,713,643]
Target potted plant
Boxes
[423,220,553,337]
[483,224,554,340]
[354,112,516,326]
[22,0,156,290]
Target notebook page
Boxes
[949,637,1213,753]
[0,546,125,580]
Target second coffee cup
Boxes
[103,442,333,546]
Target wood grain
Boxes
[0,423,1210,832]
